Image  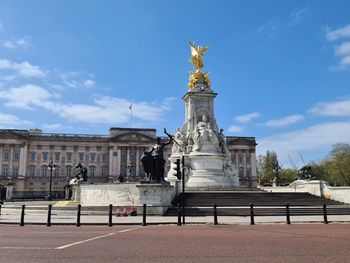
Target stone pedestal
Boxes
[75,182,175,215]
[186,153,237,190]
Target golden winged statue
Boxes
[189,41,209,72]
[188,42,211,89]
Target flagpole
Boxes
[129,104,133,128]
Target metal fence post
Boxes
[47,204,52,227]
[286,203,291,224]
[108,204,113,227]
[142,204,147,226]
[214,204,218,225]
[76,204,81,227]
[250,203,255,225]
[0,204,2,217]
[20,204,25,226]
[323,204,328,224]
[177,203,182,226]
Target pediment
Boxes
[110,132,155,142]
[226,136,257,146]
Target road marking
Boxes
[55,232,116,250]
[55,227,141,250]
[1,247,52,250]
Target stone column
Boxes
[19,143,28,178]
[116,147,121,176]
[250,150,257,179]
[136,148,140,177]
[126,147,130,178]
[9,146,14,177]
[108,146,114,177]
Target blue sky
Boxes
[0,0,350,167]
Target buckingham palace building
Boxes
[0,127,257,199]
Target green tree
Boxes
[323,143,350,186]
[261,150,279,182]
[279,168,297,183]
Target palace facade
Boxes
[0,128,257,199]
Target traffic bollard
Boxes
[47,204,52,227]
[142,204,147,226]
[76,204,81,227]
[177,203,182,226]
[20,204,25,226]
[108,204,113,227]
[323,204,328,224]
[286,203,291,225]
[250,203,255,225]
[214,204,218,225]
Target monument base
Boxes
[76,182,175,215]
[186,153,239,190]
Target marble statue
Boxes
[192,115,220,153]
[171,128,186,154]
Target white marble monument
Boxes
[167,42,239,190]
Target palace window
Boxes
[3,151,9,161]
[90,153,96,162]
[54,152,60,162]
[13,167,18,177]
[102,153,108,162]
[14,151,20,161]
[89,167,95,178]
[42,152,48,162]
[79,153,84,162]
[101,167,108,177]
[30,152,36,162]
[41,166,47,177]
[66,152,73,162]
[2,165,9,177]
[66,167,72,177]
[29,166,35,177]
[54,167,60,177]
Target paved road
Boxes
[0,224,349,263]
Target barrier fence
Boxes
[0,203,349,226]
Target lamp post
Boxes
[48,161,56,200]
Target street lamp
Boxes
[48,161,56,200]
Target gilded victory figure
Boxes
[188,41,211,89]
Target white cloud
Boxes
[3,38,31,50]
[309,99,350,117]
[83,79,95,88]
[227,125,243,133]
[235,112,260,123]
[0,85,173,125]
[335,42,350,56]
[41,123,65,130]
[0,84,53,109]
[326,24,350,41]
[258,121,350,164]
[288,6,309,26]
[325,25,350,70]
[3,41,15,49]
[0,112,32,127]
[0,59,45,78]
[256,20,278,36]
[264,114,304,127]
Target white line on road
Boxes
[55,232,115,250]
[1,247,52,250]
[55,227,142,250]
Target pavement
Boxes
[1,200,350,225]
[1,224,350,263]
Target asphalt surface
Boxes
[0,224,350,263]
